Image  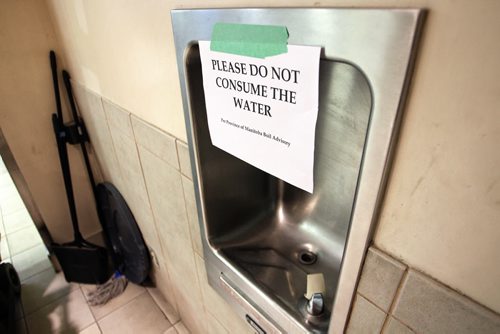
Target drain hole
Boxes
[298,251,317,265]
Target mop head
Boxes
[87,272,128,306]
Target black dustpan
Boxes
[52,239,108,284]
[49,51,110,284]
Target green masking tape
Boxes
[210,22,289,59]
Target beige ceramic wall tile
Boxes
[383,317,414,334]
[206,312,229,334]
[102,98,133,137]
[26,289,95,333]
[132,116,179,169]
[181,176,203,258]
[176,140,192,179]
[346,294,387,334]
[22,269,79,315]
[138,147,194,280]
[194,254,253,334]
[393,270,500,334]
[152,262,180,323]
[357,248,406,311]
[72,81,106,120]
[107,123,162,255]
[147,287,180,325]
[172,283,206,334]
[98,292,171,333]
[72,82,122,188]
[159,234,197,301]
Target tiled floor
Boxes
[1,156,188,333]
[19,270,186,334]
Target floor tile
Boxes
[25,289,95,334]
[0,180,17,199]
[81,282,146,320]
[98,291,170,334]
[0,158,6,173]
[0,210,5,236]
[174,322,190,334]
[1,195,26,216]
[2,209,33,235]
[79,323,102,334]
[11,244,52,281]
[0,169,12,180]
[147,286,180,324]
[164,326,177,334]
[22,268,79,315]
[7,225,43,256]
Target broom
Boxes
[61,67,127,305]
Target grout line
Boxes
[23,315,29,334]
[21,268,74,317]
[136,138,180,172]
[81,284,98,323]
[96,320,104,334]
[17,253,54,284]
[388,268,409,315]
[382,268,413,333]
[9,240,48,261]
[100,95,125,186]
[130,116,181,315]
[174,139,182,172]
[356,291,389,315]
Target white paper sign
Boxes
[199,41,320,193]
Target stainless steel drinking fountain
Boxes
[172,8,424,333]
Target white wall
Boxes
[0,0,101,242]
[45,0,500,315]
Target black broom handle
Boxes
[50,51,63,120]
[62,70,98,195]
[50,51,83,242]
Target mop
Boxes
[59,64,129,305]
[59,58,150,306]
[87,272,128,306]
